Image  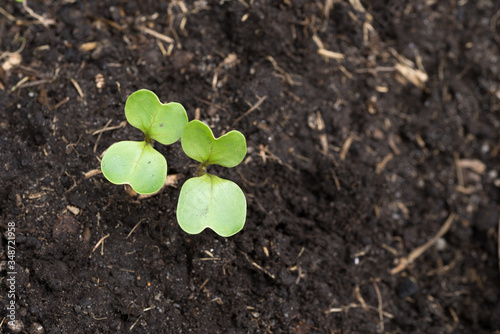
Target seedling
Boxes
[100,91,247,237]
[101,89,188,194]
[177,120,247,237]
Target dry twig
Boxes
[375,153,394,174]
[391,213,456,274]
[240,251,275,279]
[454,153,464,188]
[395,63,428,90]
[340,135,354,161]
[127,218,147,239]
[232,95,267,127]
[138,25,174,43]
[91,121,127,136]
[84,169,102,179]
[372,280,384,332]
[22,0,55,27]
[70,78,86,105]
[90,234,110,258]
[266,56,301,86]
[0,6,16,21]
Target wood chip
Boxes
[79,42,98,52]
[220,53,238,68]
[263,246,269,257]
[66,205,80,215]
[375,86,388,93]
[319,134,328,155]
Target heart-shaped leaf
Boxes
[181,120,246,167]
[101,141,167,194]
[177,174,246,237]
[125,89,188,145]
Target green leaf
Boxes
[177,174,246,237]
[125,89,188,145]
[101,141,167,194]
[181,120,246,167]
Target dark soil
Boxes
[1,0,499,333]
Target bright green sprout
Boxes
[101,89,188,194]
[177,120,247,237]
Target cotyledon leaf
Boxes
[125,89,188,145]
[176,173,246,237]
[101,141,167,194]
[181,120,246,167]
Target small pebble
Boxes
[487,170,498,180]
[435,238,447,251]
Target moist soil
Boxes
[1,1,499,333]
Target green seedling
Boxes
[100,91,248,237]
[101,89,188,194]
[177,120,247,237]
